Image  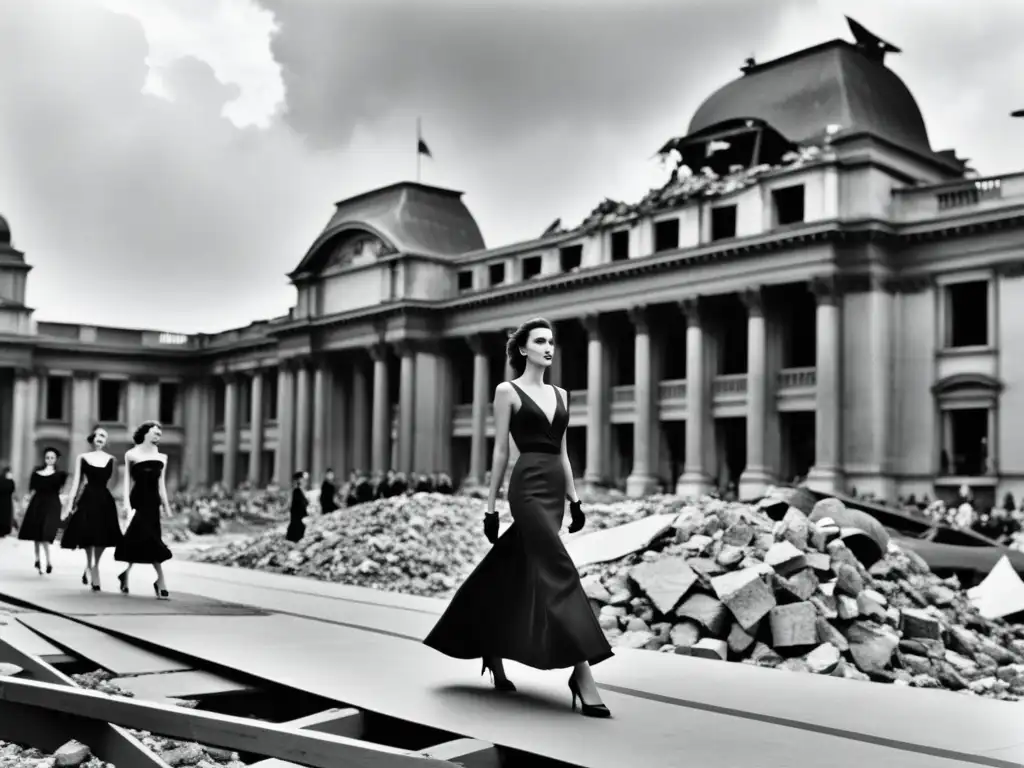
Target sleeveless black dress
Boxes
[18,470,66,544]
[62,457,123,550]
[114,459,172,564]
[424,383,614,670]
[0,477,14,536]
[286,488,307,542]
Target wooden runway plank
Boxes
[17,613,191,676]
[111,669,256,700]
[81,613,999,768]
[0,614,67,660]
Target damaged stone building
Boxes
[1,24,1022,508]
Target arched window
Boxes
[932,373,1002,477]
[324,231,393,271]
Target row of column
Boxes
[458,279,844,497]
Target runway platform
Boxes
[1,537,1021,768]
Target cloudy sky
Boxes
[1,0,1022,334]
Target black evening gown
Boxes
[114,459,172,564]
[320,481,338,514]
[286,488,307,542]
[0,478,14,536]
[62,457,123,550]
[18,470,66,544]
[424,382,614,671]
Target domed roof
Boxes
[687,40,935,159]
[291,182,485,277]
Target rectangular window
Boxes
[559,245,582,272]
[457,269,473,292]
[945,280,988,348]
[944,408,989,476]
[522,255,542,279]
[159,382,179,425]
[772,184,806,226]
[213,379,226,427]
[711,205,737,241]
[488,262,505,287]
[610,229,630,261]
[97,379,123,423]
[44,376,66,421]
[654,218,680,252]
[265,372,278,421]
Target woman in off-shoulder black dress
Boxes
[286,470,309,542]
[18,447,67,574]
[114,421,172,599]
[0,466,15,537]
[424,318,613,718]
[61,426,123,591]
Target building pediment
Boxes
[932,372,1004,396]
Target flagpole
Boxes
[416,117,421,183]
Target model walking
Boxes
[61,426,123,591]
[18,448,68,574]
[320,468,338,514]
[286,470,309,542]
[0,467,15,537]
[423,318,613,717]
[114,421,172,599]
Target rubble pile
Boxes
[565,145,826,235]
[0,669,244,767]
[195,492,679,596]
[580,495,1024,701]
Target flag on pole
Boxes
[417,137,432,158]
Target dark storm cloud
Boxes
[264,0,805,149]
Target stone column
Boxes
[467,334,489,486]
[676,297,712,497]
[222,374,240,489]
[9,367,37,488]
[626,306,658,497]
[275,362,296,485]
[350,356,371,472]
[413,341,446,473]
[806,276,844,493]
[739,287,772,498]
[69,374,95,450]
[294,362,311,472]
[311,360,331,479]
[369,344,391,473]
[867,275,894,498]
[248,369,264,485]
[582,314,609,486]
[329,361,348,475]
[397,341,416,474]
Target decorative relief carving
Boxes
[325,233,393,270]
[579,313,602,337]
[739,287,764,316]
[627,305,650,332]
[677,296,702,325]
[808,275,842,305]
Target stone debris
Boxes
[191,490,1024,701]
[0,667,245,768]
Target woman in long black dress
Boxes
[18,447,68,574]
[61,426,123,591]
[0,466,15,537]
[286,470,309,542]
[114,421,172,599]
[423,318,613,718]
[320,468,338,514]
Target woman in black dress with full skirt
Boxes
[286,471,309,542]
[423,318,613,717]
[114,421,172,599]
[0,467,14,537]
[61,426,123,591]
[18,447,68,574]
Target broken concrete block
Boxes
[764,540,807,576]
[722,521,755,547]
[781,568,820,601]
[690,638,728,661]
[711,566,777,629]
[769,601,818,648]
[844,621,899,675]
[815,616,849,652]
[675,592,730,636]
[837,594,860,620]
[669,619,701,649]
[627,557,699,615]
[834,562,864,596]
[54,740,91,767]
[804,642,841,675]
[726,620,758,655]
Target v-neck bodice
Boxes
[509,382,568,455]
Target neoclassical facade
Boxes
[2,32,1024,507]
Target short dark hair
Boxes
[292,470,308,482]
[132,420,161,445]
[86,424,106,446]
[41,446,61,459]
[505,317,554,377]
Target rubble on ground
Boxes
[194,489,1024,701]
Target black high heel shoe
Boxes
[90,567,100,592]
[34,560,41,574]
[153,581,169,600]
[45,564,52,575]
[481,659,516,692]
[117,570,129,594]
[568,676,611,718]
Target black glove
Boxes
[568,500,585,534]
[484,512,499,544]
